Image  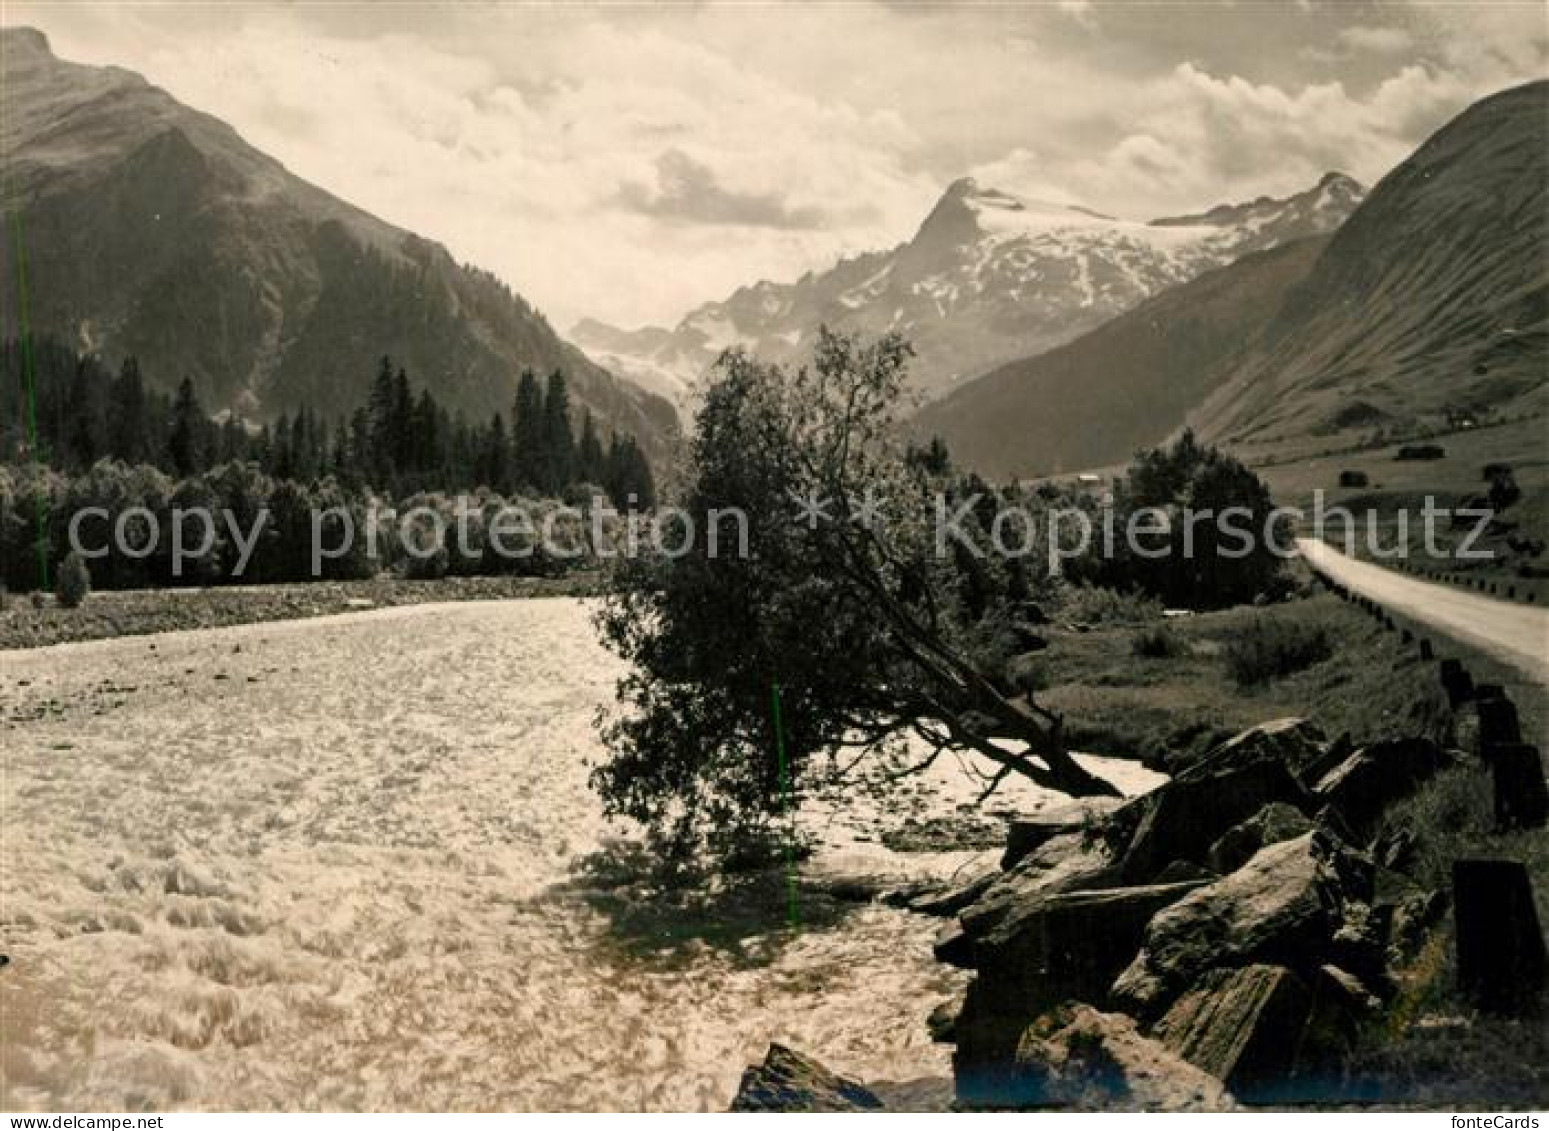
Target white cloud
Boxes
[7,1,1545,330]
[1337,25,1415,55]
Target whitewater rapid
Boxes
[0,598,1156,1110]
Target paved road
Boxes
[1298,538,1549,686]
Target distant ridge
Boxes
[0,27,677,458]
[573,172,1363,404]
[1192,80,1549,454]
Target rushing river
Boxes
[0,598,1157,1111]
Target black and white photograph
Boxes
[0,0,1546,1116]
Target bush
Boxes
[1395,444,1446,461]
[1061,583,1162,625]
[1131,623,1186,659]
[1222,617,1333,685]
[56,550,91,608]
[403,544,450,581]
[1338,469,1370,488]
[1487,467,1521,510]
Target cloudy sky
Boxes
[10,1,1545,330]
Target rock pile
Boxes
[922,717,1500,1108]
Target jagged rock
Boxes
[1005,1003,1236,1111]
[1300,964,1382,1082]
[1002,797,1125,870]
[1205,718,1334,781]
[1154,860,1218,884]
[1373,826,1419,872]
[1313,737,1448,840]
[934,920,976,969]
[1111,832,1374,1020]
[906,865,999,918]
[1489,743,1548,830]
[958,832,1118,943]
[1326,899,1392,990]
[1206,802,1314,875]
[1453,859,1547,1016]
[1301,732,1358,789]
[729,1043,884,1111]
[1115,721,1318,882]
[1154,964,1311,1098]
[928,996,961,1043]
[1159,962,1379,1103]
[954,880,1209,1087]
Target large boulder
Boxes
[905,865,999,918]
[1153,964,1310,1097]
[729,1044,884,1111]
[1155,963,1376,1102]
[1002,796,1126,870]
[953,880,1208,1098]
[1111,831,1374,1019]
[1313,737,1449,840]
[957,831,1118,943]
[1206,802,1314,875]
[1204,718,1334,782]
[1115,721,1319,883]
[1008,1004,1236,1111]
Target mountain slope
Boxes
[575,173,1363,402]
[1192,80,1549,455]
[913,236,1329,478]
[0,28,676,456]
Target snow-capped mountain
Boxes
[574,172,1364,404]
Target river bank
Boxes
[0,574,598,651]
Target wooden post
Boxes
[1452,859,1547,1016]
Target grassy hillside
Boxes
[1193,81,1548,457]
[1254,416,1549,599]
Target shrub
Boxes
[1222,617,1333,685]
[1338,469,1370,488]
[1395,444,1446,461]
[1487,468,1521,510]
[56,550,91,608]
[403,544,450,581]
[1061,583,1162,625]
[1131,623,1186,659]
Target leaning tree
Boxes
[593,328,1118,859]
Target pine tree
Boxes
[273,412,294,480]
[108,357,148,464]
[604,433,655,510]
[481,412,510,493]
[542,369,575,493]
[414,389,440,475]
[577,409,604,485]
[368,355,397,483]
[512,368,546,492]
[392,366,415,472]
[169,377,206,477]
[66,358,107,469]
[331,419,352,479]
